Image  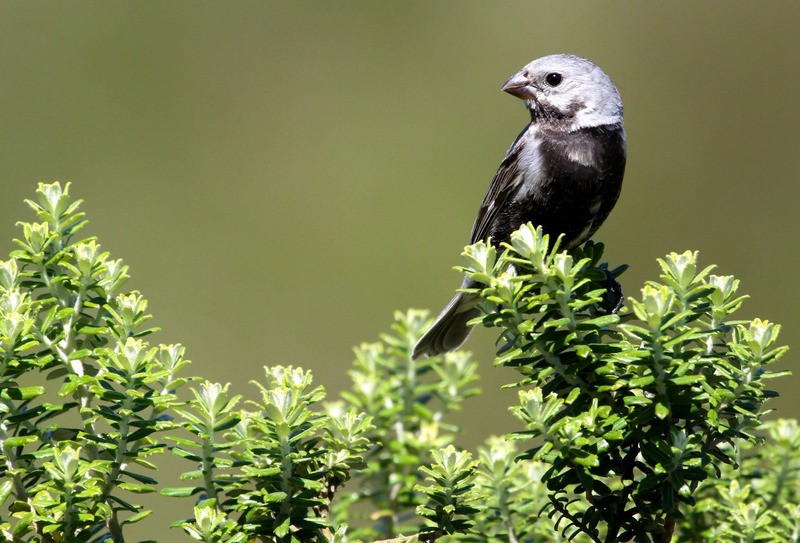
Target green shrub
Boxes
[0,183,795,543]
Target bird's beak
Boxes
[502,71,536,99]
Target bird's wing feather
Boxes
[469,129,529,244]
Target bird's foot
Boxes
[599,264,624,314]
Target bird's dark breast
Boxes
[492,123,626,248]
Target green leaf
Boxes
[122,510,153,525]
[117,483,155,494]
[1,386,45,401]
[67,348,93,360]
[274,514,291,537]
[671,374,704,386]
[578,314,620,329]
[2,435,39,448]
[160,486,204,498]
[121,470,158,485]
[0,480,14,507]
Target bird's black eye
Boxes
[545,72,563,87]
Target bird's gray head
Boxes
[502,54,623,131]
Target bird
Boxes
[412,54,627,360]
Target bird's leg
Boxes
[599,264,624,314]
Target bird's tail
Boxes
[412,284,480,360]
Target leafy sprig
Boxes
[0,182,187,542]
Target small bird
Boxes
[412,54,626,360]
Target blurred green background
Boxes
[1,2,798,539]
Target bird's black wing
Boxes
[469,128,529,244]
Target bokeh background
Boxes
[2,2,799,539]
